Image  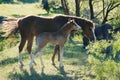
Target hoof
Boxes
[29,63,33,68]
[19,64,24,69]
[59,65,64,68]
[33,61,37,65]
[19,63,24,67]
[58,59,60,62]
[42,65,45,68]
[60,66,64,70]
[52,62,55,65]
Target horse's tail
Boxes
[2,18,21,37]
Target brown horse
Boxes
[2,15,96,67]
[29,19,81,67]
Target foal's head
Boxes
[67,19,81,31]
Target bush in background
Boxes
[87,33,120,79]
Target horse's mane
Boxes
[58,20,71,31]
[54,15,94,28]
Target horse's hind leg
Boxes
[27,36,36,65]
[19,37,27,67]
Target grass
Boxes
[0,2,120,80]
[0,3,63,18]
[0,39,95,80]
[0,3,47,17]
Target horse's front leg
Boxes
[59,45,64,67]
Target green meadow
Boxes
[0,1,120,80]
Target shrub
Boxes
[87,33,120,79]
[0,0,13,3]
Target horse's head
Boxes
[68,19,81,31]
[81,20,96,41]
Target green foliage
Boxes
[48,0,61,9]
[0,35,20,51]
[87,33,120,79]
[0,0,13,3]
[18,0,39,3]
[88,56,120,80]
[110,7,120,28]
[0,1,120,79]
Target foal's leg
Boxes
[52,45,60,65]
[27,36,37,65]
[59,45,64,67]
[39,50,44,66]
[38,42,48,66]
[18,37,27,67]
[29,39,47,68]
[58,46,60,61]
[29,49,39,68]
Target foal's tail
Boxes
[1,18,21,37]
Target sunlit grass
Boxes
[0,37,94,80]
[0,3,47,17]
[0,1,120,79]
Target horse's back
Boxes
[18,15,57,36]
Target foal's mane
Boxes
[58,20,73,32]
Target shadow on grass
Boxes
[37,13,50,17]
[52,64,70,80]
[64,44,88,64]
[11,14,25,18]
[19,0,39,3]
[44,42,88,66]
[0,53,28,67]
[8,67,66,80]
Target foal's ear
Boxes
[70,19,75,23]
[68,18,72,21]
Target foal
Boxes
[29,20,81,67]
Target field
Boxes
[0,3,94,80]
[0,38,94,80]
[0,2,120,80]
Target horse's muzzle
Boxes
[90,36,96,42]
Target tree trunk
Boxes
[102,11,109,24]
[89,0,94,20]
[102,2,120,24]
[42,0,50,13]
[75,0,80,16]
[102,0,105,18]
[61,0,69,15]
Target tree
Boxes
[102,0,120,24]
[61,0,69,15]
[75,0,80,16]
[102,0,105,18]
[89,0,94,20]
[42,0,50,13]
[88,0,120,24]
